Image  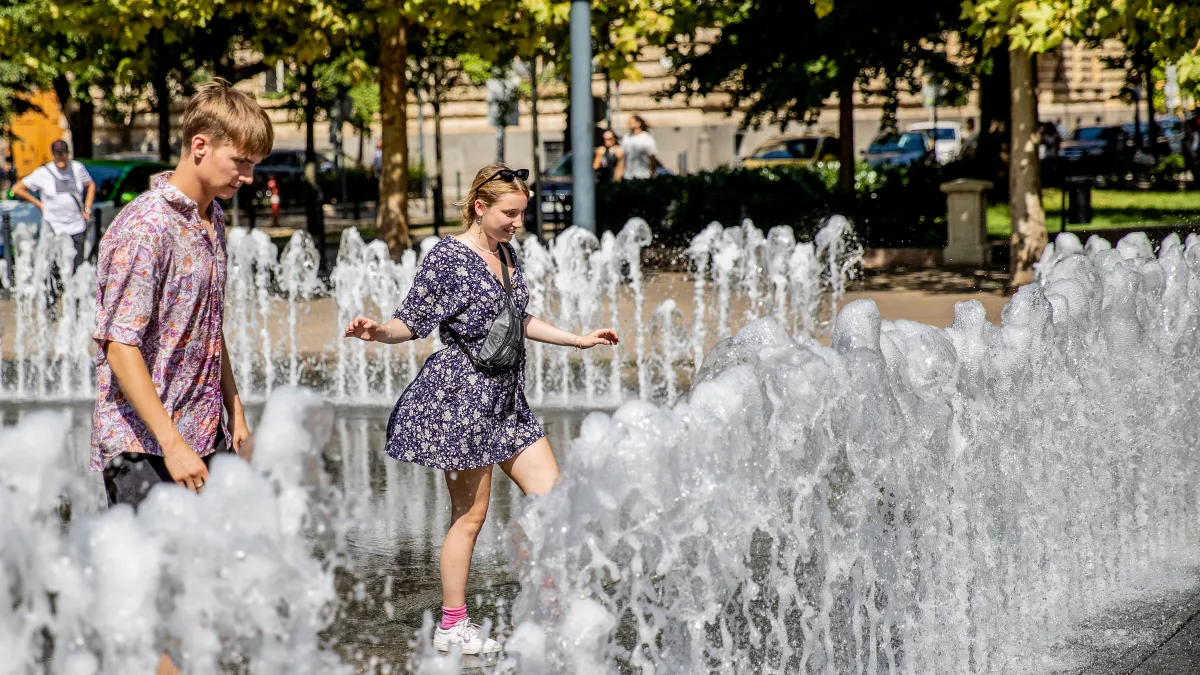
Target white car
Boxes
[908,122,964,164]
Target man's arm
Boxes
[84,180,95,212]
[220,334,252,458]
[614,148,626,181]
[11,181,42,211]
[105,341,208,491]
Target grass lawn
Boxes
[987,189,1200,240]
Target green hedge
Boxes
[595,162,965,248]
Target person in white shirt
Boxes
[13,139,95,274]
[620,115,659,181]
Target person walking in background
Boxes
[12,140,96,278]
[343,163,619,656]
[621,114,659,180]
[268,173,281,227]
[594,129,624,183]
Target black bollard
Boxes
[0,212,12,289]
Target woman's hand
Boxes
[575,328,619,349]
[344,317,382,342]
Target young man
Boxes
[12,139,95,274]
[92,79,272,509]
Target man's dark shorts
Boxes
[103,428,233,509]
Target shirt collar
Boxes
[151,171,225,229]
[151,171,200,216]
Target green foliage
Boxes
[1152,154,1187,184]
[595,164,956,248]
[665,0,969,131]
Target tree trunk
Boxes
[432,63,446,236]
[1008,48,1046,288]
[152,67,171,163]
[302,65,326,264]
[978,43,1011,199]
[530,56,544,239]
[1144,54,1159,156]
[837,65,855,200]
[52,75,93,158]
[377,16,411,255]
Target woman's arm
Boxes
[524,315,618,349]
[592,147,605,170]
[344,317,415,344]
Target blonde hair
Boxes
[180,78,274,158]
[457,163,531,230]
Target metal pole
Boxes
[416,81,428,213]
[531,55,545,240]
[1,212,13,289]
[569,0,595,233]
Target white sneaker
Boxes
[433,618,501,655]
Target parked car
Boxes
[525,153,673,228]
[259,149,335,173]
[1122,117,1185,156]
[741,135,839,169]
[1059,125,1154,184]
[863,131,932,168]
[908,122,963,163]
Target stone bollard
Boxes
[940,178,993,266]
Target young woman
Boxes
[343,163,618,655]
[593,128,624,183]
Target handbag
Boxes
[461,243,525,373]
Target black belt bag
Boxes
[462,244,525,373]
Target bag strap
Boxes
[498,243,514,297]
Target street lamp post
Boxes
[569,0,595,233]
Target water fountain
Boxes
[0,387,357,674]
[476,230,1200,674]
[1,226,1198,673]
[0,216,861,407]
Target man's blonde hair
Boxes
[180,78,274,158]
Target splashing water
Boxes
[489,231,1200,673]
[2,217,861,407]
[0,387,357,674]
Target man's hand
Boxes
[162,436,208,492]
[231,412,253,461]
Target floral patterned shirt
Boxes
[90,172,229,470]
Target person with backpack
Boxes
[12,139,95,278]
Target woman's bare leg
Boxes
[441,465,494,607]
[499,436,560,496]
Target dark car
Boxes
[862,132,932,168]
[525,153,673,228]
[1059,125,1152,184]
[231,149,334,216]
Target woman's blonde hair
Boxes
[456,163,530,230]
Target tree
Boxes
[964,0,1200,286]
[667,0,966,199]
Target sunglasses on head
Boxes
[481,168,530,187]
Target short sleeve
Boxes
[74,161,93,186]
[647,135,659,156]
[93,221,165,348]
[393,245,466,339]
[21,168,48,194]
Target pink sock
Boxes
[441,604,467,630]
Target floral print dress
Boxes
[385,237,545,470]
